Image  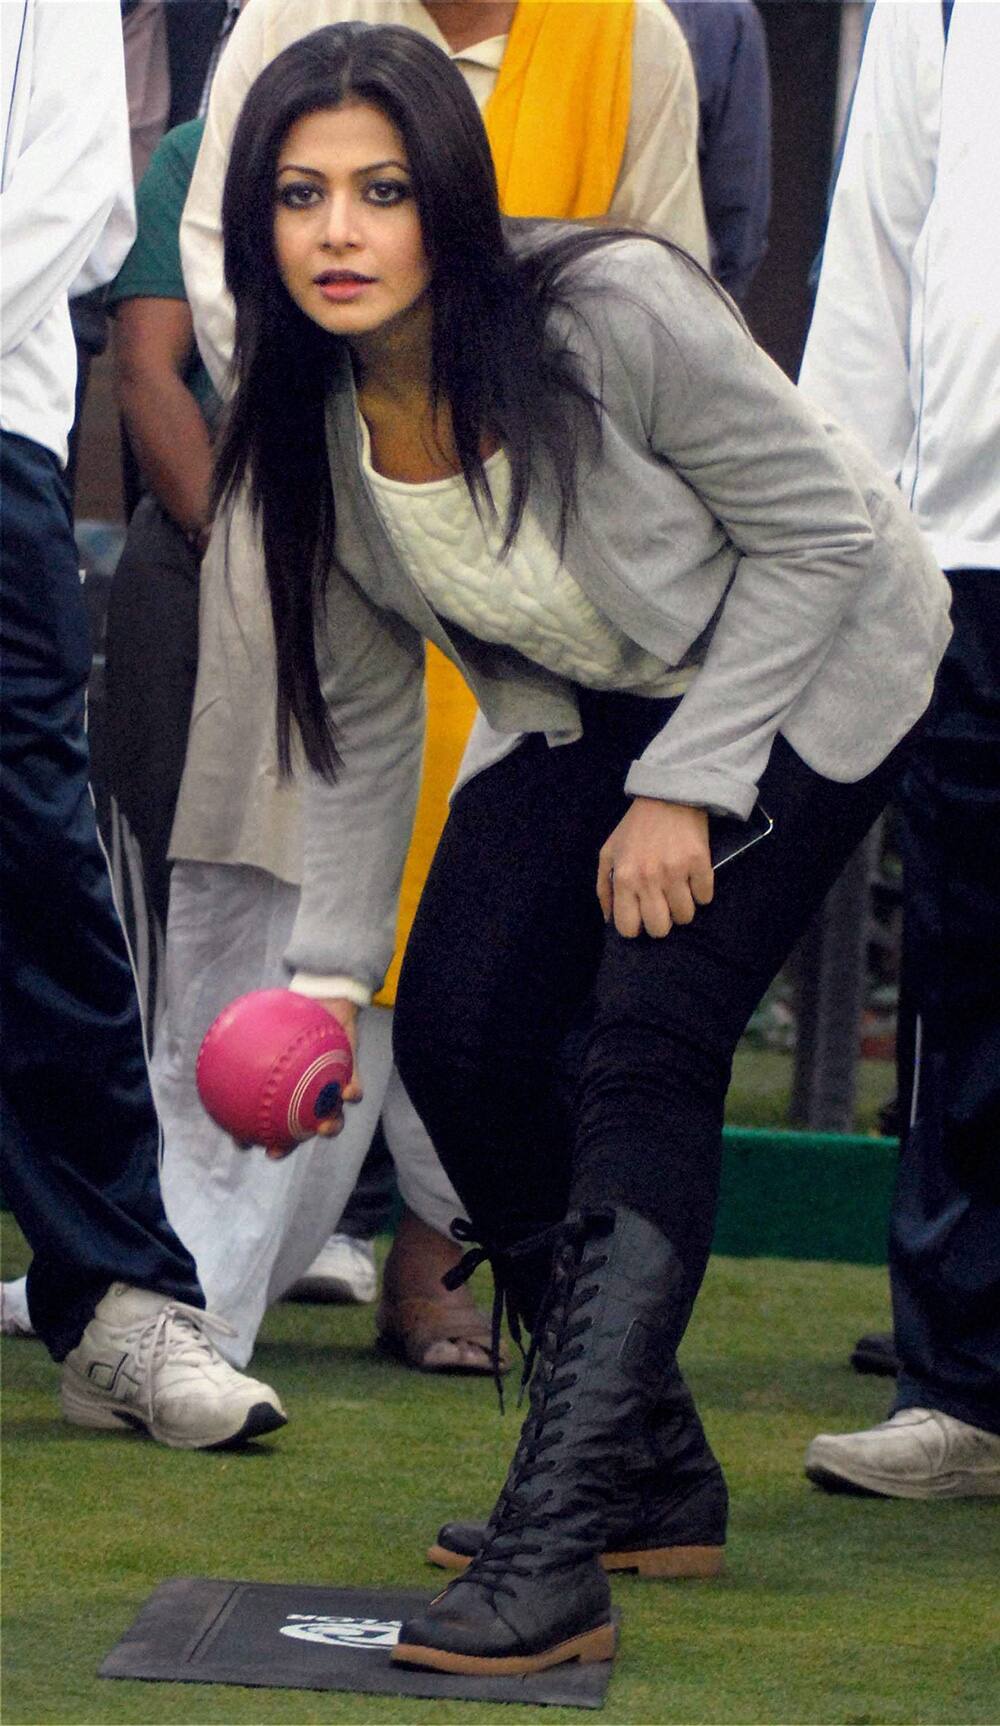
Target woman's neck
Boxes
[351,350,431,438]
[349,295,434,408]
[421,1,516,53]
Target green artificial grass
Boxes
[3,1216,996,1725]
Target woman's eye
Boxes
[277,183,320,210]
[366,180,410,207]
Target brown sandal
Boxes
[376,1290,511,1373]
[376,1209,510,1375]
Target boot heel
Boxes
[606,1543,725,1579]
[426,1542,471,1571]
[563,1620,619,1665]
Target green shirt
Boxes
[109,118,218,424]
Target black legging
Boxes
[394,689,912,1328]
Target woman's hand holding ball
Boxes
[311,998,365,1141]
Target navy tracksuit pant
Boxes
[0,432,202,1360]
[891,569,1000,1435]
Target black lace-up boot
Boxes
[426,1224,727,1584]
[392,1205,692,1676]
[428,1365,727,1579]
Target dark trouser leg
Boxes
[395,715,623,1248]
[891,570,1000,1436]
[569,735,908,1317]
[396,691,911,1324]
[393,698,911,1672]
[0,433,202,1361]
[103,496,202,932]
[338,1125,398,1240]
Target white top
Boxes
[292,413,698,999]
[799,0,1000,574]
[0,0,135,464]
[180,0,708,395]
[360,416,696,699]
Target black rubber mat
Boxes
[100,1578,617,1708]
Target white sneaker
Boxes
[805,1407,1000,1499]
[1,1277,35,1337]
[60,1283,287,1450]
[286,1235,377,1304]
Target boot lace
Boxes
[444,1217,565,1411]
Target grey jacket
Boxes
[286,237,951,990]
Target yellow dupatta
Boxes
[484,0,634,219]
[375,1,635,1004]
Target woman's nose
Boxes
[322,194,360,250]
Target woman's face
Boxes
[273,101,431,344]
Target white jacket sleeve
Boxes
[797,3,941,480]
[1,0,134,356]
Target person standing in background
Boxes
[0,0,285,1449]
[66,1,244,503]
[667,0,770,306]
[799,0,999,1500]
[0,0,251,1338]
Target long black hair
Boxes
[214,22,709,777]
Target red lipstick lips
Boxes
[315,269,376,303]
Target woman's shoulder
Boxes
[512,221,735,325]
[514,223,746,387]
[508,218,693,282]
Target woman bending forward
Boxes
[216,23,950,1676]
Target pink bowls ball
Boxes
[196,989,353,1153]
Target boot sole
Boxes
[61,1381,287,1450]
[426,1541,724,1580]
[391,1619,618,1675]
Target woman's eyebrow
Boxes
[276,158,409,179]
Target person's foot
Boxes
[60,1283,287,1449]
[394,1207,688,1675]
[1,1277,35,1337]
[850,1330,899,1377]
[393,1562,617,1676]
[286,1235,377,1304]
[377,1208,509,1374]
[805,1408,1000,1499]
[428,1508,724,1580]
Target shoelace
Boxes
[444,1218,569,1411]
[129,1302,237,1432]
